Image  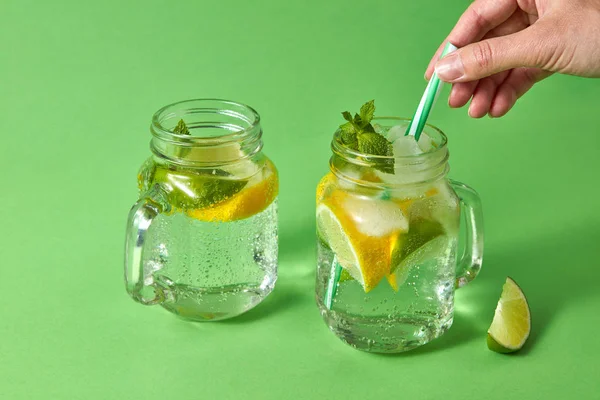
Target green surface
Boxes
[2,0,600,398]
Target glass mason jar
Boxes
[315,118,483,352]
[125,99,279,321]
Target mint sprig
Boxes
[173,119,190,135]
[172,119,191,158]
[339,100,394,174]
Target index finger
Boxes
[425,0,518,79]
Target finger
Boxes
[489,68,553,117]
[425,0,518,79]
[468,71,510,118]
[449,82,479,108]
[447,0,519,46]
[483,8,531,39]
[450,68,510,109]
[425,41,449,80]
[435,23,551,83]
[445,10,528,105]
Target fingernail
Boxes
[435,53,465,82]
[468,103,476,118]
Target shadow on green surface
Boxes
[219,270,316,324]
[379,224,599,357]
[221,285,308,324]
[373,309,485,358]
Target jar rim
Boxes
[330,117,450,186]
[150,98,261,145]
[331,117,448,163]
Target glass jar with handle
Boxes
[315,118,483,352]
[125,99,279,321]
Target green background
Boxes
[2,0,599,398]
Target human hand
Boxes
[425,0,600,118]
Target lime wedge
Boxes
[487,277,531,353]
[388,218,446,287]
[391,235,448,287]
[396,217,445,262]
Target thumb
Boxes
[435,25,551,83]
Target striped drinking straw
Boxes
[405,42,458,141]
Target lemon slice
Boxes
[487,277,531,353]
[317,190,408,292]
[316,172,336,203]
[337,256,401,291]
[187,159,278,222]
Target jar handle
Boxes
[450,180,484,288]
[124,184,170,305]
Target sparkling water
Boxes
[142,201,278,321]
[316,231,457,352]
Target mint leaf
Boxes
[153,166,248,210]
[338,100,395,174]
[340,130,358,151]
[339,120,358,150]
[357,132,394,174]
[173,119,190,135]
[339,121,354,133]
[353,113,364,128]
[362,123,376,133]
[197,176,248,208]
[359,100,375,124]
[358,132,392,156]
[172,119,192,158]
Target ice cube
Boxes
[335,164,362,190]
[372,123,385,134]
[417,134,434,153]
[386,125,407,142]
[392,135,423,157]
[387,124,435,154]
[407,182,460,234]
[341,194,409,237]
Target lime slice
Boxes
[396,218,445,262]
[339,268,354,283]
[389,218,446,287]
[391,235,448,289]
[316,202,364,287]
[487,277,531,353]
